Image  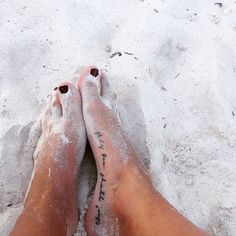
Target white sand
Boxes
[1,0,236,235]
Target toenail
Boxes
[90,68,99,77]
[59,85,68,94]
[54,87,58,91]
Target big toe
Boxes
[56,82,83,124]
[76,66,102,104]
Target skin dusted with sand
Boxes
[77,66,207,236]
[10,83,87,236]
[10,66,207,236]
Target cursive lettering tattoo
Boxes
[95,205,101,225]
[99,173,106,201]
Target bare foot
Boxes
[77,66,208,236]
[77,66,152,235]
[11,82,86,236]
[35,82,86,169]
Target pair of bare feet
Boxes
[10,66,207,236]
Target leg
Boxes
[10,83,86,236]
[77,66,208,236]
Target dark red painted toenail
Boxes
[90,68,99,77]
[59,85,68,94]
[54,87,58,91]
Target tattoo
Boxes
[94,131,109,165]
[94,131,109,225]
[95,173,107,224]
[99,173,106,201]
[95,131,105,150]
[102,153,107,167]
[95,131,102,139]
[95,205,101,225]
[100,172,106,180]
[99,192,105,201]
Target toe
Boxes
[76,65,102,103]
[51,89,62,120]
[44,94,52,117]
[57,82,82,121]
[41,94,52,132]
[100,73,117,109]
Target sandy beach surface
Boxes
[1,0,236,235]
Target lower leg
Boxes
[11,139,78,236]
[78,66,207,236]
[10,83,86,236]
